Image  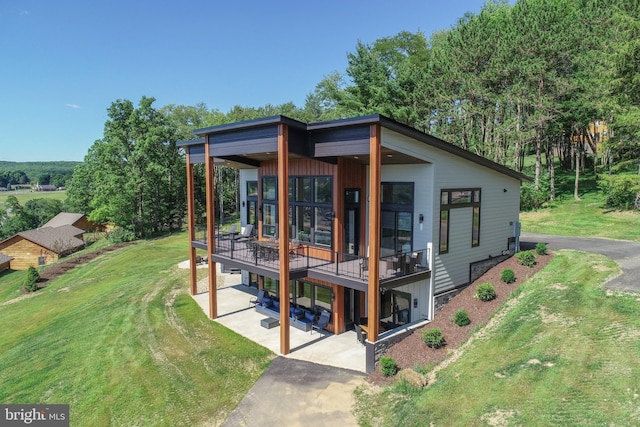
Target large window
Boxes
[261,177,278,237]
[439,188,481,253]
[381,183,414,256]
[262,278,332,315]
[261,175,333,245]
[289,176,333,247]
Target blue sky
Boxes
[1,0,490,162]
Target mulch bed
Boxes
[37,242,132,286]
[369,251,553,384]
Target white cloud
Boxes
[65,103,81,109]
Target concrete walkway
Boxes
[521,232,640,293]
[188,264,365,426]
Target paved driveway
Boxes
[520,232,640,293]
[222,357,364,427]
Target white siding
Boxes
[382,128,522,294]
[239,169,257,227]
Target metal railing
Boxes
[198,228,431,282]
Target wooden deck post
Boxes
[205,137,218,319]
[367,124,381,342]
[186,150,197,296]
[278,123,291,355]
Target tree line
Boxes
[59,0,640,238]
[0,161,78,189]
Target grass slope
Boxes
[0,234,273,426]
[356,251,640,426]
[520,193,640,241]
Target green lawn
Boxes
[0,233,273,426]
[1,190,67,208]
[520,192,640,241]
[356,250,640,426]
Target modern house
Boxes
[0,225,85,270]
[179,114,528,372]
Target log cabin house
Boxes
[0,225,85,270]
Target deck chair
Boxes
[234,224,253,241]
[220,224,237,239]
[312,310,331,334]
[249,289,265,308]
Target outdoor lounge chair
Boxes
[249,289,265,307]
[312,310,331,333]
[234,224,253,241]
[220,224,237,239]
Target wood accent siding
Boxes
[0,237,59,270]
[337,158,367,255]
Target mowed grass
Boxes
[1,190,67,208]
[520,192,640,241]
[0,233,273,426]
[356,251,640,426]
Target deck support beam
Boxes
[205,138,218,319]
[367,124,381,342]
[186,151,198,296]
[278,123,291,354]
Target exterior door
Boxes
[344,189,361,256]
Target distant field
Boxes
[0,190,67,208]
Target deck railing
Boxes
[196,228,431,282]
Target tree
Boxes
[0,196,38,239]
[67,97,186,237]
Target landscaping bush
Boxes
[23,265,40,293]
[500,268,516,284]
[380,356,398,377]
[422,328,446,349]
[598,174,640,209]
[515,250,536,267]
[475,283,496,301]
[535,243,548,255]
[454,309,471,326]
[107,227,136,244]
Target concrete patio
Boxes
[190,264,366,373]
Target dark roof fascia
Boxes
[307,114,383,131]
[177,138,205,148]
[377,116,531,183]
[310,114,529,182]
[193,115,308,137]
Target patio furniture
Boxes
[234,224,253,241]
[220,224,238,239]
[249,289,265,307]
[261,317,279,329]
[312,310,331,333]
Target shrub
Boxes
[422,328,446,349]
[515,250,536,267]
[454,309,471,326]
[380,356,398,377]
[475,283,496,301]
[535,243,548,255]
[598,174,640,209]
[23,265,40,293]
[500,268,516,284]
[107,227,136,244]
